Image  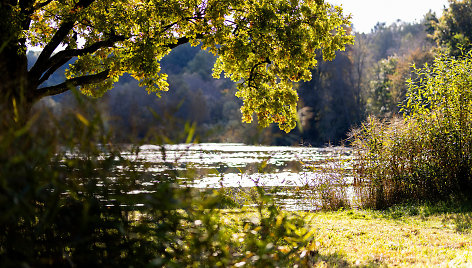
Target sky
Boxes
[328,0,450,33]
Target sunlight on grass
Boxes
[302,210,472,267]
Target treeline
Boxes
[32,12,443,146]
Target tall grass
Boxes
[351,52,472,209]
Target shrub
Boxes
[351,52,472,209]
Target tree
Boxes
[429,0,472,55]
[0,0,353,132]
[365,56,398,118]
[297,50,361,145]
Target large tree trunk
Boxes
[0,45,35,129]
[0,2,36,129]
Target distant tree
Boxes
[0,0,353,132]
[352,19,435,118]
[423,10,439,39]
[365,49,435,118]
[347,33,370,117]
[368,21,431,62]
[296,50,360,145]
[389,49,435,110]
[429,0,472,55]
[366,56,398,118]
[370,22,397,60]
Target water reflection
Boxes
[125,143,353,210]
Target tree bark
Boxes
[0,1,35,128]
[0,45,34,128]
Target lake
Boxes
[125,143,354,210]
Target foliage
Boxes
[34,16,441,146]
[365,49,435,118]
[365,56,398,118]
[1,0,353,132]
[351,52,472,208]
[388,49,435,109]
[291,20,434,144]
[354,20,435,119]
[0,94,317,266]
[428,0,472,56]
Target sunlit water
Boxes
[124,143,354,210]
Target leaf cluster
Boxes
[21,0,353,132]
[427,0,472,56]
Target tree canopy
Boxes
[428,0,472,56]
[0,0,353,131]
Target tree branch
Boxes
[29,0,96,81]
[37,35,125,85]
[166,33,205,49]
[35,69,110,98]
[36,55,74,86]
[52,35,125,63]
[33,0,55,10]
[247,58,271,89]
[33,32,203,97]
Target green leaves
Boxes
[205,0,353,131]
[24,0,352,132]
[403,51,472,121]
[429,0,472,56]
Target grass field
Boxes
[222,205,472,267]
[301,208,472,267]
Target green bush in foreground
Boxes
[351,52,472,209]
[0,98,315,266]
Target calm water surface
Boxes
[127,143,354,210]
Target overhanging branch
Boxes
[31,32,204,98]
[48,35,125,65]
[37,35,125,85]
[166,33,205,49]
[29,0,96,81]
[35,69,110,98]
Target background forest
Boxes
[30,12,438,146]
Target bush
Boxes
[351,52,472,209]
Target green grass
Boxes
[219,205,472,267]
[214,204,472,267]
[289,209,472,267]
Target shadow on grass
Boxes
[443,213,472,233]
[363,200,472,220]
[311,252,386,267]
[360,201,472,234]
